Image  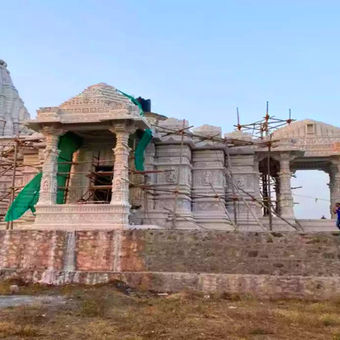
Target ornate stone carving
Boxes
[165,169,177,184]
[60,83,136,114]
[37,126,64,206]
[108,124,135,225]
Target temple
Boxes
[1,61,340,231]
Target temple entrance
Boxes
[291,170,330,219]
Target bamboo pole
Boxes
[6,139,18,230]
[172,119,185,228]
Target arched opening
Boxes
[291,170,330,219]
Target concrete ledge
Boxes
[2,269,340,300]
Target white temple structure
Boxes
[1,60,340,232]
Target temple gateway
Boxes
[1,60,340,231]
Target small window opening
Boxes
[306,123,314,134]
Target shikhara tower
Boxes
[0,60,30,136]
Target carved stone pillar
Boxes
[37,127,63,206]
[329,160,340,218]
[278,153,294,219]
[110,124,133,226]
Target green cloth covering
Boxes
[134,129,153,171]
[5,172,42,222]
[116,89,151,170]
[5,132,82,222]
[116,89,144,116]
[56,131,83,204]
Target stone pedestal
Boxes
[34,204,128,229]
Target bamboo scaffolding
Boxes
[171,119,186,228]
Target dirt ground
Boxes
[0,280,340,339]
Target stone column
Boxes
[110,124,133,226]
[278,153,294,219]
[329,160,340,218]
[37,127,63,206]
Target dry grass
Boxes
[0,281,340,339]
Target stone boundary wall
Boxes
[1,230,340,299]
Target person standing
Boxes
[333,203,340,230]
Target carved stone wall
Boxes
[226,152,262,224]
[192,149,231,229]
[154,143,194,228]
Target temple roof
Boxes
[273,119,340,139]
[59,83,136,113]
[272,119,340,157]
[28,82,150,130]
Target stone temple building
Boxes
[1,60,340,232]
[3,60,340,299]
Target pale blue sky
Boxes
[1,0,339,218]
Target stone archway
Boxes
[291,169,330,219]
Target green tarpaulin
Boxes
[4,172,42,222]
[134,129,153,171]
[56,132,83,204]
[115,89,152,170]
[116,89,144,116]
[5,132,82,222]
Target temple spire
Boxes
[0,60,30,136]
